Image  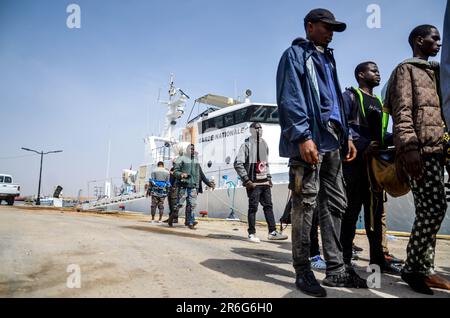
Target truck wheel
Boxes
[7,197,14,205]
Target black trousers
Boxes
[246,185,277,235]
[341,153,385,266]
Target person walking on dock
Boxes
[234,122,288,243]
[147,161,171,223]
[169,144,215,229]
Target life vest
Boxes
[353,87,389,147]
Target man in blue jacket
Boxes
[276,8,366,297]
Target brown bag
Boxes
[366,142,410,198]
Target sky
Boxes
[0,0,447,197]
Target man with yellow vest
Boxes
[340,61,403,274]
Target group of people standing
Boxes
[145,5,449,298]
[276,7,449,297]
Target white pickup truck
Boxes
[0,174,20,205]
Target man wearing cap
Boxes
[276,8,366,297]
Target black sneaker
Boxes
[323,271,368,288]
[401,272,434,295]
[380,262,402,275]
[346,269,369,288]
[295,271,327,297]
[188,224,197,230]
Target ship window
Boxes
[249,105,267,122]
[0,176,3,183]
[202,119,215,133]
[4,176,12,183]
[234,108,248,124]
[224,113,234,127]
[248,105,279,124]
[207,160,212,168]
[215,116,224,129]
[225,156,231,164]
[266,107,279,123]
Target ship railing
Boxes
[81,192,146,211]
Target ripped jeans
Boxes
[289,148,347,276]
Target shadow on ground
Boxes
[230,247,292,265]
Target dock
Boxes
[0,205,449,298]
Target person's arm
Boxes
[390,64,422,179]
[343,90,359,142]
[234,143,250,184]
[265,142,273,187]
[199,166,214,189]
[276,49,318,164]
[342,90,358,162]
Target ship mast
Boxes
[160,74,189,141]
[144,74,190,165]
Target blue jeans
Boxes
[176,187,198,225]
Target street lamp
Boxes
[87,179,98,203]
[21,147,63,205]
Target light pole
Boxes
[87,179,98,203]
[21,147,63,205]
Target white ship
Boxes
[82,76,450,235]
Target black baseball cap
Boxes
[304,8,347,32]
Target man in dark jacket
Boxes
[386,24,450,294]
[340,61,402,274]
[163,160,179,224]
[168,144,215,229]
[276,8,365,297]
[234,122,288,242]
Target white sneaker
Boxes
[268,231,288,240]
[248,234,261,243]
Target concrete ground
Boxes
[0,205,449,298]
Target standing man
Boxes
[234,122,288,243]
[163,160,179,224]
[385,24,449,295]
[147,161,170,223]
[168,144,215,229]
[340,61,403,273]
[276,8,366,298]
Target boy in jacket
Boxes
[385,24,450,294]
[276,8,366,298]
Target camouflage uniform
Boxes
[151,196,165,218]
[168,185,178,217]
